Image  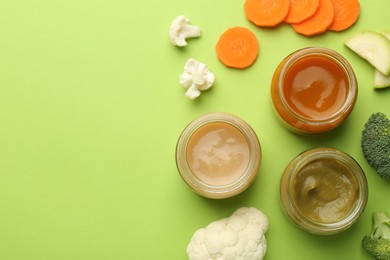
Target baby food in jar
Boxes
[280,147,368,235]
[176,112,261,199]
[271,47,357,134]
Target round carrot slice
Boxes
[285,0,321,24]
[291,0,335,36]
[244,0,290,27]
[328,0,360,31]
[216,27,259,69]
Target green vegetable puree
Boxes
[293,158,359,223]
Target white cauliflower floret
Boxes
[187,207,269,260]
[179,58,215,99]
[169,15,201,47]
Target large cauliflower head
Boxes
[187,207,269,260]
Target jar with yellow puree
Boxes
[176,112,261,199]
[271,47,357,134]
[280,148,368,235]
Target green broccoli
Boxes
[361,112,390,179]
[362,212,390,260]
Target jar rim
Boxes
[277,47,357,126]
[176,112,262,199]
[280,147,368,235]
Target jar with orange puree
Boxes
[271,47,357,134]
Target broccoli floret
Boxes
[362,212,390,260]
[361,112,390,179]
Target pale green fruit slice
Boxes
[374,70,390,88]
[374,30,390,88]
[380,30,390,39]
[345,31,390,76]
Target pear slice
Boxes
[374,30,390,88]
[374,70,390,88]
[345,31,390,76]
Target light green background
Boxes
[0,0,389,259]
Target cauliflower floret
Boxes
[179,58,215,99]
[169,15,201,47]
[187,207,269,260]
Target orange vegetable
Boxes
[285,0,320,24]
[244,0,290,27]
[328,0,360,31]
[216,27,259,69]
[291,0,335,36]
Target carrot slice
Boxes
[285,0,320,24]
[328,0,360,31]
[291,0,335,36]
[244,0,290,27]
[216,27,259,69]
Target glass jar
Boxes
[271,47,357,134]
[176,112,261,199]
[280,147,368,235]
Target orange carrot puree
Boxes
[282,56,348,120]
